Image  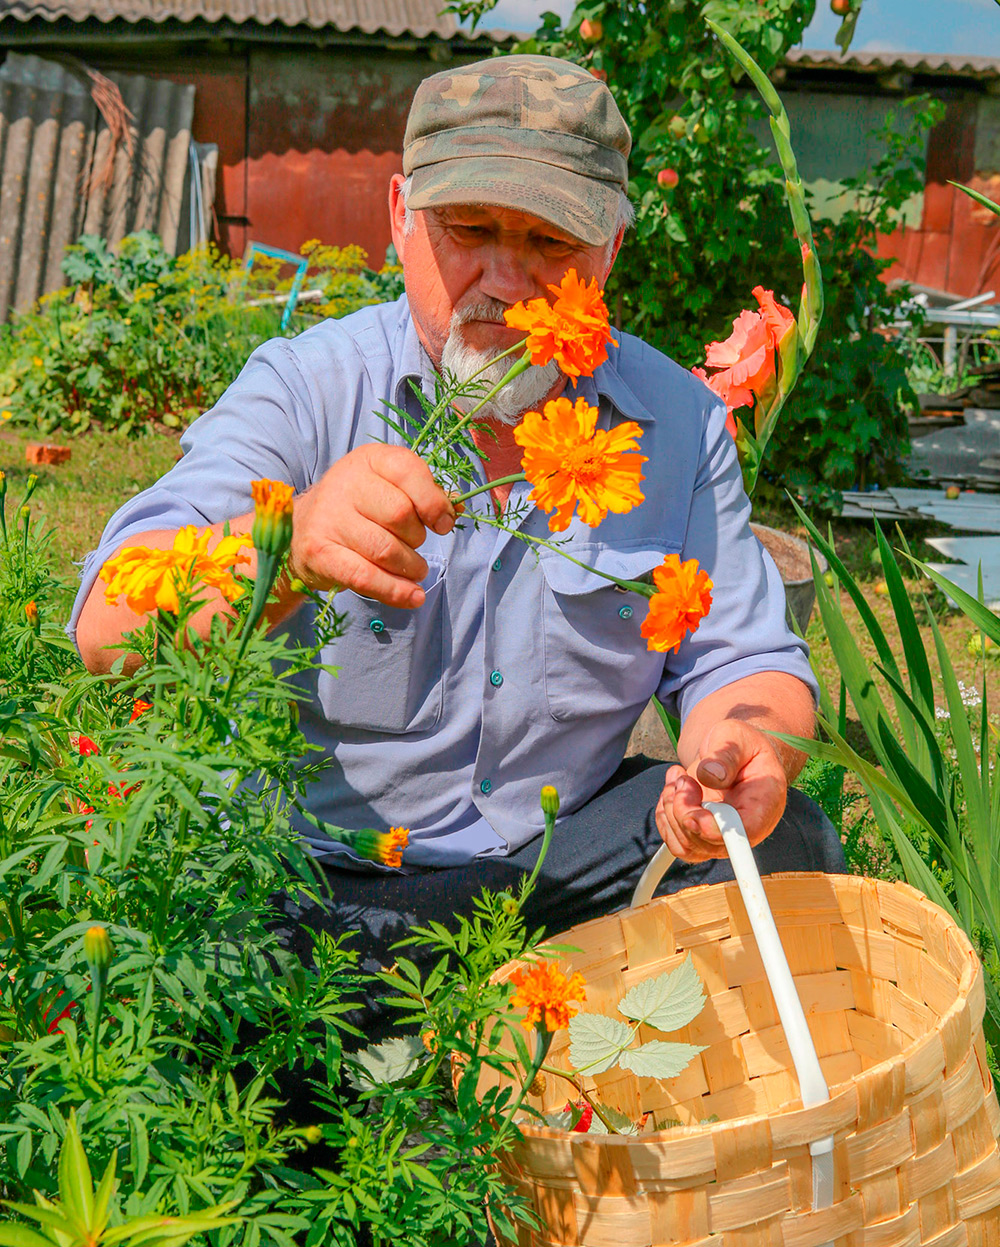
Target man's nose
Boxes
[477,245,536,306]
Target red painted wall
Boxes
[242,49,435,267]
[876,94,1000,298]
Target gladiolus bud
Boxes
[657,168,679,190]
[83,925,113,972]
[540,786,560,818]
[579,17,602,41]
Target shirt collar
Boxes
[391,296,655,427]
[393,295,435,403]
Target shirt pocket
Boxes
[316,559,446,734]
[540,542,675,723]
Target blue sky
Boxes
[482,0,1000,57]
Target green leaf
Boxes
[347,1035,425,1089]
[0,1228,55,1247]
[619,1040,706,1080]
[950,180,1000,219]
[586,1104,639,1136]
[618,955,705,1032]
[568,1013,633,1075]
[57,1115,95,1227]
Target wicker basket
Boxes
[479,870,1000,1246]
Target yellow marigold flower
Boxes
[510,961,586,1033]
[100,526,250,616]
[251,478,294,559]
[514,395,646,533]
[639,554,713,654]
[504,269,617,379]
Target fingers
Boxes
[656,765,727,862]
[373,446,458,538]
[287,445,457,607]
[655,720,790,862]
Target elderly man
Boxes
[73,55,844,1003]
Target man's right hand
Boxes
[288,444,457,608]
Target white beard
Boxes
[440,299,563,426]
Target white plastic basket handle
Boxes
[631,802,835,1236]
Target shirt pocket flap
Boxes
[539,542,676,597]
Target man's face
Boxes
[388,175,619,370]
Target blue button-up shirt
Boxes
[70,296,816,868]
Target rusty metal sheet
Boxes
[0,52,194,321]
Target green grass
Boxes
[1,428,181,585]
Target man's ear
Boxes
[388,173,408,262]
[604,223,626,278]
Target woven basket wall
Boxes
[479,872,1000,1246]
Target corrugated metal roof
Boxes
[0,52,196,321]
[0,0,459,36]
[786,47,1000,79]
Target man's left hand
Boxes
[655,719,788,862]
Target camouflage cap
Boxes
[403,55,631,247]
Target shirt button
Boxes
[618,605,633,620]
[492,557,502,572]
[480,778,492,795]
[490,669,504,687]
[369,618,385,634]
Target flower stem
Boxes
[493,1026,552,1154]
[451,472,526,505]
[475,516,654,597]
[410,341,529,456]
[538,1065,624,1135]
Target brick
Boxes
[25,443,71,466]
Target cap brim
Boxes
[406,155,620,247]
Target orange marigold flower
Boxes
[251,478,294,518]
[100,526,250,616]
[640,554,713,654]
[510,961,587,1032]
[514,395,646,533]
[353,826,410,869]
[504,269,617,379]
[129,699,152,722]
[251,478,294,559]
[24,600,38,625]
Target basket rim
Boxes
[490,872,983,1147]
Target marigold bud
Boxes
[579,17,602,41]
[251,478,294,560]
[83,925,113,971]
[421,1029,438,1052]
[302,1125,323,1144]
[540,785,560,818]
[25,600,38,626]
[528,1072,547,1097]
[501,894,518,916]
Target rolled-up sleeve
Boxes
[68,332,352,644]
[655,393,818,722]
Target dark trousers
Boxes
[280,755,847,1044]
